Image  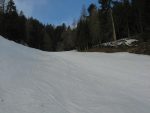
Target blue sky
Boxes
[14,0,98,25]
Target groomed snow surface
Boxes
[0,36,150,113]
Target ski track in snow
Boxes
[0,36,150,113]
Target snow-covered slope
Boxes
[0,36,150,113]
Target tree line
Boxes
[76,0,150,50]
[0,0,150,51]
[0,0,76,51]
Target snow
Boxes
[0,35,150,113]
[101,38,138,47]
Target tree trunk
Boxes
[138,10,144,33]
[109,8,117,41]
[127,20,130,37]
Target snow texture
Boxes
[0,36,150,113]
[100,38,138,47]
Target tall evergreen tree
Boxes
[76,6,91,50]
[4,0,19,41]
[88,4,101,45]
[6,0,16,14]
[98,0,117,42]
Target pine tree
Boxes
[123,0,131,37]
[76,5,91,51]
[88,4,101,45]
[98,0,117,42]
[131,0,150,41]
[6,0,16,14]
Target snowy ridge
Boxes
[0,36,150,113]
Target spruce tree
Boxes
[88,4,101,45]
[6,0,16,14]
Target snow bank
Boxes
[101,38,138,47]
[0,36,150,113]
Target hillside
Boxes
[0,36,150,113]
